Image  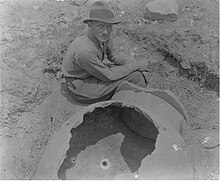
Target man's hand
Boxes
[113,52,137,65]
[136,61,150,71]
[105,38,137,65]
[115,53,137,65]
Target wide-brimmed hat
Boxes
[83,1,121,24]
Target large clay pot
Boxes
[34,99,193,179]
[112,81,189,137]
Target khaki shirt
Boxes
[62,30,137,81]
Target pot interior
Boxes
[58,104,159,179]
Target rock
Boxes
[32,5,40,11]
[21,18,26,24]
[145,0,178,22]
[39,26,47,32]
[180,60,191,69]
[147,0,178,15]
[58,22,69,29]
[198,130,219,149]
[30,29,38,35]
[1,33,14,42]
[62,16,72,24]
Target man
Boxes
[62,1,149,103]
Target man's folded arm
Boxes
[78,51,138,81]
[106,39,136,65]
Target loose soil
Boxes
[0,0,219,179]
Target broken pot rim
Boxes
[34,100,189,179]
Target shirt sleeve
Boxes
[78,50,138,81]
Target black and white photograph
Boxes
[0,0,219,179]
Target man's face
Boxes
[90,21,113,43]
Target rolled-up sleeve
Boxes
[78,50,137,81]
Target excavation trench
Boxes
[57,104,159,179]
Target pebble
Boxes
[190,18,194,27]
[32,5,40,11]
[119,11,126,17]
[1,33,13,41]
[31,29,38,35]
[8,57,18,64]
[43,40,51,46]
[172,143,182,151]
[152,20,158,24]
[58,22,69,29]
[198,131,219,149]
[21,18,26,24]
[62,16,71,23]
[39,26,47,32]
[180,60,191,69]
[8,24,14,28]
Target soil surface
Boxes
[0,0,219,179]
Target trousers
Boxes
[65,71,147,104]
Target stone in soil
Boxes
[145,0,178,22]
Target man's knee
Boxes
[125,71,146,87]
[129,71,144,79]
[128,71,145,82]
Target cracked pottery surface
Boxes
[35,96,193,179]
